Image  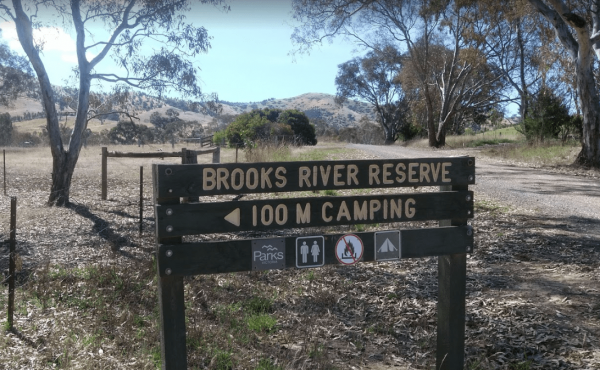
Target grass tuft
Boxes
[256,358,284,370]
[245,314,277,333]
[243,297,273,314]
[211,350,234,370]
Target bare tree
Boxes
[0,0,224,205]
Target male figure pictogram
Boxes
[300,241,309,263]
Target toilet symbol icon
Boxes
[296,236,325,268]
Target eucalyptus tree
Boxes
[525,0,600,167]
[473,1,546,120]
[292,0,507,147]
[335,45,409,143]
[0,0,224,205]
[0,29,36,107]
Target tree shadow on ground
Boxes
[69,202,137,252]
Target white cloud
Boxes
[61,54,78,63]
[61,52,96,64]
[1,21,76,53]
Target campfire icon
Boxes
[341,239,357,259]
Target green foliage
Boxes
[211,350,233,370]
[335,46,408,143]
[218,108,316,147]
[467,138,514,147]
[109,120,154,144]
[222,110,271,146]
[0,31,37,107]
[397,118,421,141]
[243,297,273,314]
[0,112,12,145]
[213,130,228,146]
[278,109,317,145]
[517,88,573,142]
[245,314,277,332]
[256,358,283,370]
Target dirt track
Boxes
[348,143,600,232]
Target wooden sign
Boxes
[152,156,475,370]
[156,191,473,237]
[153,157,475,197]
[156,225,473,276]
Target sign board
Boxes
[153,157,475,197]
[375,231,401,261]
[296,236,325,268]
[251,238,285,271]
[156,191,473,237]
[152,157,475,370]
[335,234,364,265]
[157,226,474,276]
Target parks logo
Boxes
[251,238,286,271]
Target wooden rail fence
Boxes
[101,146,220,200]
[181,135,214,147]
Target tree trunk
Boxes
[49,151,77,206]
[574,60,600,167]
[384,129,395,145]
[425,87,439,147]
[526,0,600,168]
[517,20,529,121]
[436,125,447,147]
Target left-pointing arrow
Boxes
[224,208,241,226]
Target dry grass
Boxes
[480,142,581,167]
[12,118,124,135]
[407,127,522,150]
[0,143,598,369]
[404,128,588,169]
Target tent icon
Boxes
[378,238,397,253]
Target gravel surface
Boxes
[348,143,600,231]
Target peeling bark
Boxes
[529,0,600,167]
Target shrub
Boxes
[0,112,12,145]
[277,109,317,145]
[109,120,154,144]
[517,88,572,142]
[218,108,317,147]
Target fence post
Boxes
[181,149,198,203]
[212,146,220,164]
[153,166,187,370]
[101,147,108,200]
[3,149,6,196]
[7,196,16,331]
[436,182,468,370]
[139,166,143,237]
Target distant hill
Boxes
[2,92,375,133]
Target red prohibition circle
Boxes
[335,234,364,265]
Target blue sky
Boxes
[0,0,361,103]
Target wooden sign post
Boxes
[153,157,476,370]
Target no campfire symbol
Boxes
[335,234,364,266]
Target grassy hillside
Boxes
[5,92,375,136]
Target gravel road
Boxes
[348,143,600,228]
